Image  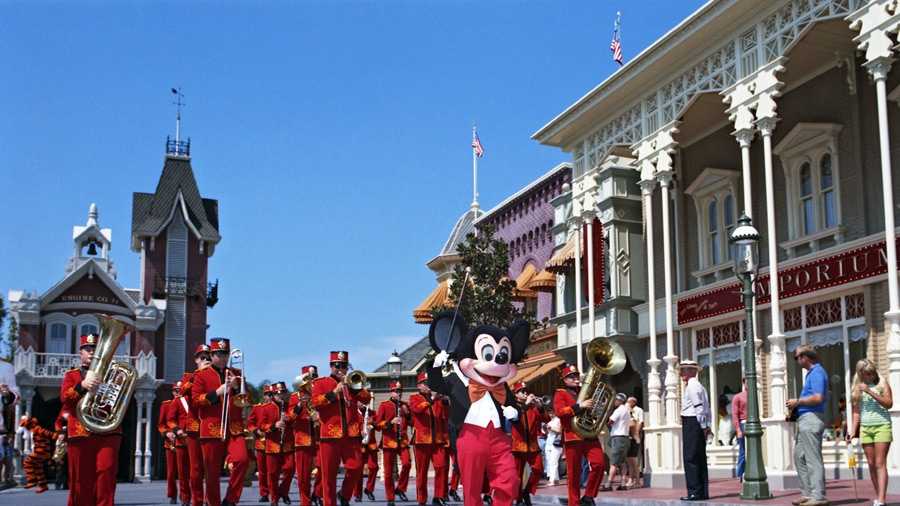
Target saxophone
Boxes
[572,338,627,439]
[76,315,138,434]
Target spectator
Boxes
[847,358,893,506]
[544,415,562,485]
[602,393,630,491]
[0,383,16,489]
[731,378,748,481]
[679,360,711,502]
[625,397,643,489]
[786,345,828,506]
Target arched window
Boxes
[79,323,98,338]
[821,153,836,229]
[800,162,815,235]
[48,323,69,354]
[724,194,736,260]
[708,198,720,265]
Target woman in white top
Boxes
[544,415,563,485]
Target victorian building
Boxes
[534,0,900,491]
[7,137,221,481]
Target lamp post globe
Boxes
[387,351,402,381]
[730,213,771,500]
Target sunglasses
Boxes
[332,363,349,369]
[197,354,211,361]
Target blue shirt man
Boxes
[796,362,827,416]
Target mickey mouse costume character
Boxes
[426,310,530,506]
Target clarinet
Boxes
[361,405,371,445]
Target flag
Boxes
[472,131,484,158]
[610,12,623,66]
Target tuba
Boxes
[76,315,137,434]
[572,337,626,439]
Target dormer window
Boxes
[685,168,741,284]
[774,123,844,258]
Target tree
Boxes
[0,295,9,362]
[436,224,526,328]
[2,318,17,362]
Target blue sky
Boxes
[0,0,704,382]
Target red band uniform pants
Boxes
[457,423,518,506]
[318,438,362,506]
[67,434,121,506]
[564,440,605,506]
[266,452,295,503]
[513,451,543,498]
[200,435,249,506]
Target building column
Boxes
[585,210,597,342]
[13,396,23,481]
[571,216,585,374]
[134,394,144,480]
[734,127,755,219]
[757,115,796,481]
[640,177,663,432]
[143,395,153,479]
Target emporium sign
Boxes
[677,238,900,324]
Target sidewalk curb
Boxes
[532,493,748,506]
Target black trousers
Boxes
[681,416,708,498]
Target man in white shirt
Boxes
[625,397,644,488]
[679,360,711,501]
[602,393,630,490]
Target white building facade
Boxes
[534,0,900,491]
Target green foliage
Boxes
[436,224,525,328]
[0,295,12,362]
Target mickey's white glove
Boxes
[432,350,449,369]
[503,405,519,421]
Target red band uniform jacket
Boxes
[286,392,318,448]
[511,405,547,453]
[374,400,409,450]
[310,375,371,440]
[60,367,123,439]
[190,365,245,439]
[552,388,585,444]
[407,393,440,445]
[258,402,295,454]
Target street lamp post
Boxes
[731,213,772,500]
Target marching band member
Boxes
[190,337,250,506]
[288,365,321,506]
[169,382,192,506]
[60,333,122,506]
[310,351,371,506]
[433,393,451,506]
[553,364,605,506]
[355,403,378,502]
[158,388,183,505]
[510,382,547,506]
[248,384,273,502]
[179,345,211,506]
[375,380,411,506]
[259,381,295,506]
[408,372,447,506]
[446,425,461,503]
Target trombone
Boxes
[221,348,248,441]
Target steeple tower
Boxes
[67,203,115,277]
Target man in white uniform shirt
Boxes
[679,360,711,501]
[602,393,630,490]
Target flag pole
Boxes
[472,125,479,210]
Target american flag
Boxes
[610,12,623,66]
[472,132,484,158]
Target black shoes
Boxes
[260,496,270,503]
[483,494,493,505]
[397,492,409,502]
[579,496,595,506]
[355,496,363,503]
[522,494,532,506]
[340,495,351,506]
[169,498,177,504]
[448,491,461,502]
[365,491,376,501]
[387,503,395,506]
[679,495,708,501]
[283,496,292,504]
[432,499,447,506]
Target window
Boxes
[774,123,844,258]
[685,168,741,282]
[79,324,98,338]
[48,323,69,354]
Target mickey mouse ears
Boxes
[428,310,468,355]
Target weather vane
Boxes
[171,87,185,143]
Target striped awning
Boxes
[545,235,577,273]
[507,358,565,387]
[512,263,538,300]
[412,280,451,324]
[526,268,556,292]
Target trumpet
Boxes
[221,348,248,441]
[344,368,370,391]
[293,370,318,421]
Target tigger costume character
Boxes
[21,416,57,493]
[426,311,529,506]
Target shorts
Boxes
[608,436,629,465]
[626,438,639,458]
[861,423,893,444]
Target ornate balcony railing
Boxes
[166,136,190,157]
[14,347,158,380]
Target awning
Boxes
[512,263,538,300]
[526,269,556,292]
[412,280,451,324]
[545,235,576,273]
[507,363,541,386]
[507,358,565,387]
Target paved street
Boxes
[0,477,893,506]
